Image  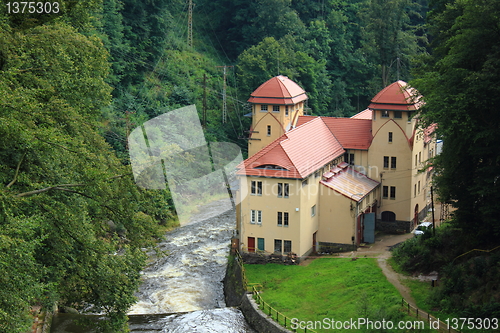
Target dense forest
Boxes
[1,0,499,331]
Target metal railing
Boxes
[401,298,460,333]
[236,250,317,333]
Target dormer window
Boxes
[254,164,288,171]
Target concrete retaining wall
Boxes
[376,220,411,233]
[223,251,292,333]
[240,294,291,333]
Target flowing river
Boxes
[51,200,255,332]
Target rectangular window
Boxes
[277,183,289,198]
[251,210,262,224]
[349,153,354,165]
[251,181,262,195]
[415,154,417,167]
[382,110,389,118]
[414,184,417,197]
[418,181,420,194]
[311,205,316,217]
[285,106,289,116]
[394,111,402,118]
[388,132,393,143]
[390,186,396,199]
[284,212,289,226]
[284,240,292,253]
[267,125,271,136]
[383,156,389,168]
[274,239,282,253]
[277,212,282,226]
[383,186,388,199]
[257,238,265,251]
[272,105,280,112]
[391,156,397,169]
[260,105,268,112]
[418,152,421,164]
[302,179,308,187]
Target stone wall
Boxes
[240,294,291,333]
[376,220,411,233]
[318,242,356,253]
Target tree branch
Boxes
[6,153,26,189]
[16,184,86,197]
[35,137,80,154]
[13,173,132,198]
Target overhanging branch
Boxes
[6,152,26,189]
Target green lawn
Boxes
[245,258,432,332]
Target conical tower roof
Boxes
[368,80,421,111]
[248,75,308,105]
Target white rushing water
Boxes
[127,199,255,332]
[51,199,255,332]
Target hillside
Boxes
[5,0,500,332]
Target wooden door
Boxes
[248,237,255,252]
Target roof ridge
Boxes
[319,117,345,151]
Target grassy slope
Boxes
[245,258,431,332]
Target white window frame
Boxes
[251,210,262,224]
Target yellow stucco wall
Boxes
[368,112,413,221]
[410,125,438,225]
[238,176,306,255]
[318,188,354,245]
[247,102,304,157]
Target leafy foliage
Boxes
[412,0,500,244]
[0,18,167,332]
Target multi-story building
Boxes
[236,76,436,257]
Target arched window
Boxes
[381,211,396,222]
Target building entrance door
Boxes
[248,237,255,252]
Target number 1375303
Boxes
[6,2,60,14]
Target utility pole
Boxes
[431,185,436,236]
[216,65,233,123]
[202,73,207,127]
[187,0,193,48]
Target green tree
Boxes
[0,20,163,332]
[360,0,425,90]
[237,36,331,114]
[412,0,500,244]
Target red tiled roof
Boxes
[237,117,344,179]
[320,166,380,202]
[351,108,373,120]
[368,80,421,111]
[248,75,308,105]
[424,123,437,144]
[297,116,372,150]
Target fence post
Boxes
[416,308,419,318]
[407,302,410,314]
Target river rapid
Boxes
[51,199,255,332]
